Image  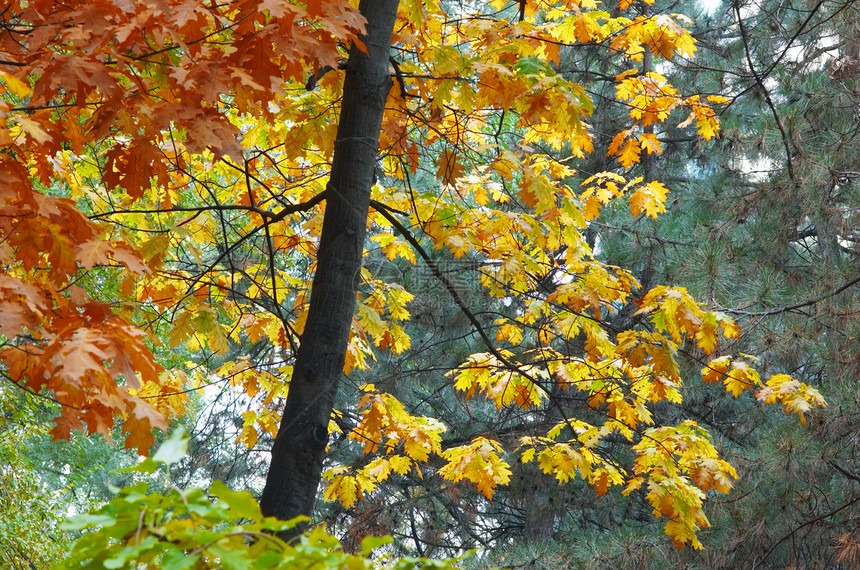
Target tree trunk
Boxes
[259,0,399,532]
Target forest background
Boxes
[0,0,858,568]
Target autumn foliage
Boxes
[0,0,827,550]
[0,0,364,451]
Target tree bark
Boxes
[259,0,399,532]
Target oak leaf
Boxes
[436,149,465,186]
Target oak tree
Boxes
[0,0,827,551]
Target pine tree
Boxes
[528,0,860,565]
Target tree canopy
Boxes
[0,0,847,566]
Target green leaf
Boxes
[207,544,253,570]
[513,56,554,77]
[161,548,199,570]
[153,429,190,466]
[104,536,159,568]
[118,457,159,474]
[60,513,116,531]
[360,534,392,555]
[210,480,262,520]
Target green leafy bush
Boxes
[57,430,466,569]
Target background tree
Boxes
[0,384,73,569]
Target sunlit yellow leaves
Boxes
[649,374,683,404]
[323,467,377,509]
[137,234,173,270]
[579,171,626,220]
[630,421,737,549]
[689,458,737,495]
[608,394,648,428]
[763,378,826,426]
[128,369,189,421]
[616,72,679,126]
[492,150,520,182]
[378,323,412,354]
[321,387,452,509]
[402,419,443,462]
[439,437,512,500]
[703,360,826,426]
[695,311,738,355]
[322,454,414,509]
[168,304,230,354]
[701,355,758,397]
[550,444,600,483]
[537,443,593,483]
[610,15,696,63]
[629,181,669,219]
[0,70,32,98]
[701,356,730,385]
[356,302,386,341]
[520,429,626,492]
[607,66,724,166]
[349,388,446,459]
[495,321,525,345]
[448,352,547,409]
[344,333,372,375]
[519,164,558,213]
[386,287,414,321]
[639,131,662,155]
[232,312,286,346]
[725,362,759,397]
[235,408,280,449]
[547,10,608,45]
[353,283,414,358]
[678,95,726,140]
[551,359,589,391]
[637,286,738,350]
[617,139,642,169]
[370,232,417,263]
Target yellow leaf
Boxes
[616,139,641,168]
[623,476,644,496]
[702,356,730,384]
[520,447,536,463]
[495,322,525,345]
[629,181,669,218]
[665,519,704,550]
[364,457,392,482]
[639,131,662,155]
[389,455,413,475]
[0,70,32,97]
[607,131,628,156]
[439,437,512,500]
[695,313,719,354]
[724,362,758,397]
[403,428,439,462]
[323,470,361,509]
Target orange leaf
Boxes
[436,149,465,186]
[616,139,642,168]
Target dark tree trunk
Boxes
[259,0,399,532]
